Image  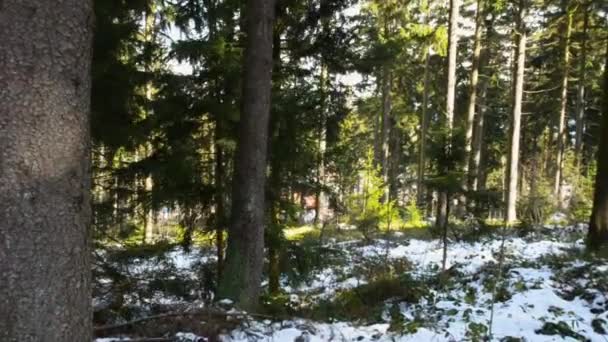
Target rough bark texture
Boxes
[587,39,608,249]
[554,2,572,199]
[218,0,275,309]
[0,1,93,341]
[505,1,526,224]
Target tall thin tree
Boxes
[440,0,460,271]
[464,0,485,185]
[219,0,276,309]
[505,0,527,224]
[554,1,573,199]
[575,4,589,171]
[0,1,93,340]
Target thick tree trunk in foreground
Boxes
[505,1,527,224]
[587,39,608,249]
[219,0,275,309]
[0,1,93,340]
[554,2,573,199]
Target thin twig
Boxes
[488,222,508,338]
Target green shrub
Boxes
[569,162,595,223]
[404,199,425,228]
[344,149,399,239]
[518,177,556,229]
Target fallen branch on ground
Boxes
[94,308,277,333]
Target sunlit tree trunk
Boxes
[588,39,608,249]
[471,80,488,192]
[0,1,93,340]
[315,64,329,223]
[554,1,573,199]
[381,67,392,201]
[219,0,276,309]
[505,0,527,224]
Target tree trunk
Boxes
[471,81,488,192]
[505,0,527,224]
[218,0,276,309]
[464,0,484,186]
[417,49,431,206]
[142,2,157,244]
[0,1,93,340]
[214,139,225,281]
[446,0,459,131]
[554,1,573,200]
[575,5,588,171]
[436,0,459,229]
[381,67,392,201]
[587,39,608,249]
[315,64,329,223]
[471,12,494,193]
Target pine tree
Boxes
[219,0,276,309]
[505,0,527,224]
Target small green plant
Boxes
[569,161,596,223]
[404,199,425,228]
[345,149,399,239]
[518,176,556,229]
[466,322,488,341]
[535,321,586,340]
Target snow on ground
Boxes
[98,225,608,341]
[220,228,608,341]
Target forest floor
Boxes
[95,223,608,342]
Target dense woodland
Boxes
[1,0,608,341]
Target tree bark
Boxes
[315,64,329,223]
[417,49,431,206]
[471,12,495,193]
[218,0,276,309]
[505,0,527,224]
[554,1,573,199]
[436,0,459,229]
[471,81,488,192]
[446,0,459,131]
[0,1,93,340]
[464,0,484,185]
[381,67,392,201]
[575,5,588,171]
[587,38,608,249]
